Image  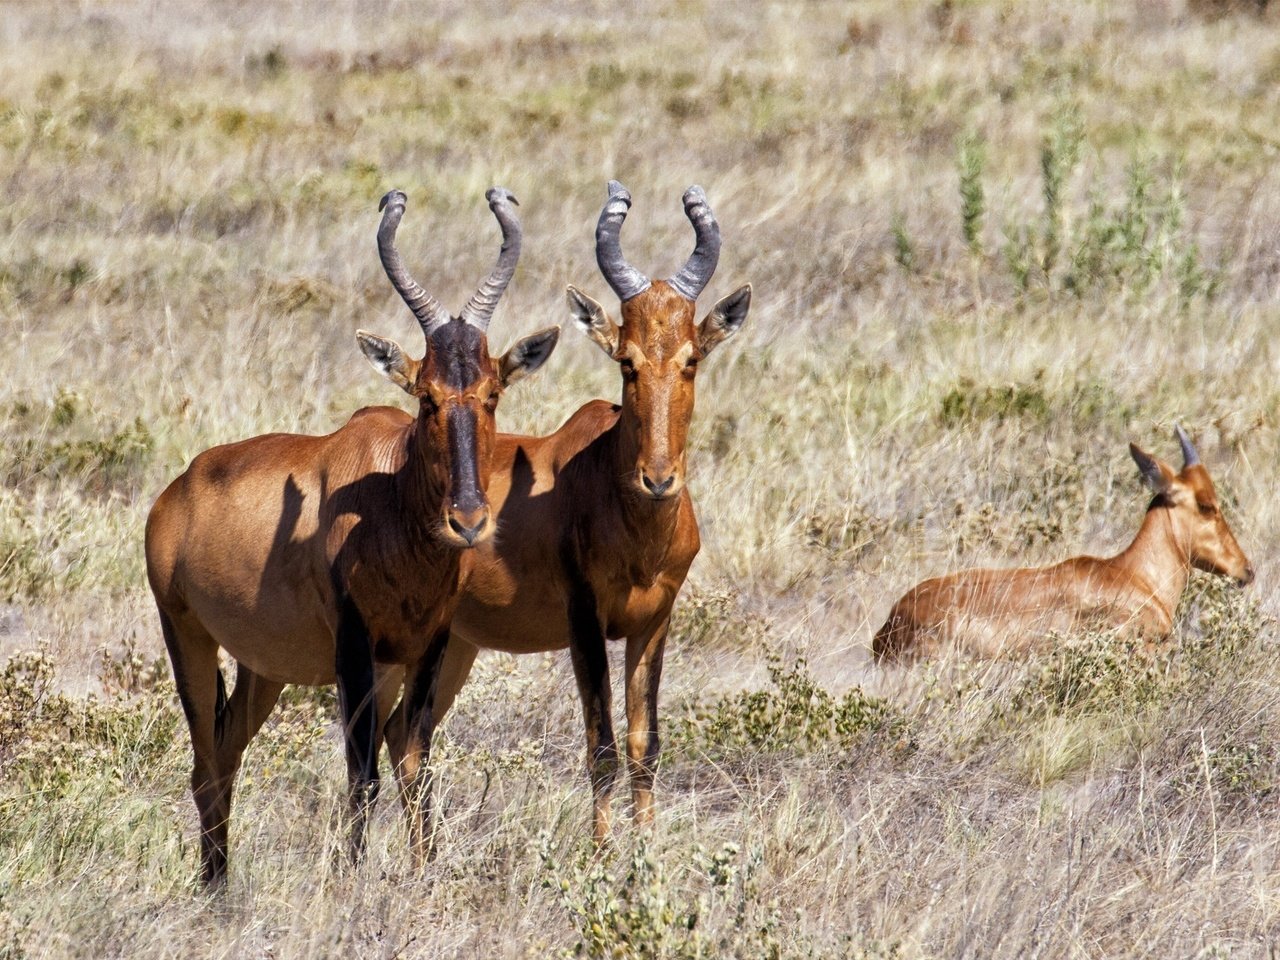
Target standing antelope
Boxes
[873,427,1253,661]
[382,181,751,844]
[145,187,559,886]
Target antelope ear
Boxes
[357,330,419,394]
[698,283,751,356]
[1130,442,1175,495]
[567,285,620,356]
[499,326,561,387]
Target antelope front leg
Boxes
[624,616,668,827]
[394,628,452,867]
[335,597,380,864]
[567,585,618,846]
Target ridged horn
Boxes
[595,180,651,302]
[667,184,721,302]
[1175,423,1200,467]
[377,190,451,335]
[460,187,522,332]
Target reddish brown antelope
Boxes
[145,187,559,886]
[382,181,751,844]
[873,427,1253,661]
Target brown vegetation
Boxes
[2,1,1279,957]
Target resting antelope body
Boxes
[873,427,1253,661]
[383,181,751,844]
[145,188,558,886]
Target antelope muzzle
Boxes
[440,403,494,547]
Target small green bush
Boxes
[540,834,902,960]
[672,657,901,759]
[939,378,1051,426]
[2,391,154,496]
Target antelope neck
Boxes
[397,416,450,539]
[608,406,683,520]
[1110,501,1192,621]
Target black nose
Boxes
[1239,565,1256,587]
[641,473,675,497]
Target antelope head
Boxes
[358,188,559,546]
[567,181,751,501]
[1130,425,1254,586]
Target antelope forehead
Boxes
[426,321,487,390]
[621,333,695,365]
[1183,466,1218,501]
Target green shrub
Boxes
[1000,631,1168,723]
[0,647,179,803]
[671,657,901,759]
[956,130,987,254]
[2,391,154,496]
[670,589,768,650]
[540,834,902,960]
[939,378,1051,426]
[951,109,1218,302]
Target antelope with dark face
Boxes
[384,181,750,844]
[145,188,559,886]
[873,427,1253,661]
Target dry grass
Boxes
[3,0,1280,956]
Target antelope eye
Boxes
[419,393,439,415]
[619,358,638,382]
[1198,502,1217,516]
[485,390,501,410]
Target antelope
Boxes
[873,427,1254,661]
[381,181,751,844]
[144,187,560,886]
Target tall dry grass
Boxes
[2,1,1280,956]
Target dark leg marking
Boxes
[398,627,452,864]
[335,595,380,862]
[565,579,619,843]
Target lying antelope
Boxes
[873,427,1253,661]
[384,181,751,844]
[145,187,559,886]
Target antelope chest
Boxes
[601,535,697,639]
[362,594,460,664]
[343,555,467,665]
[606,578,679,639]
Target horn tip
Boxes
[605,179,631,204]
[379,189,407,213]
[1174,423,1201,465]
[683,185,708,206]
[486,186,518,207]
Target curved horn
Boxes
[1175,423,1200,467]
[377,190,451,335]
[595,180,651,302]
[460,186,523,331]
[667,184,721,302]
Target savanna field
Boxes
[3,1,1280,956]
